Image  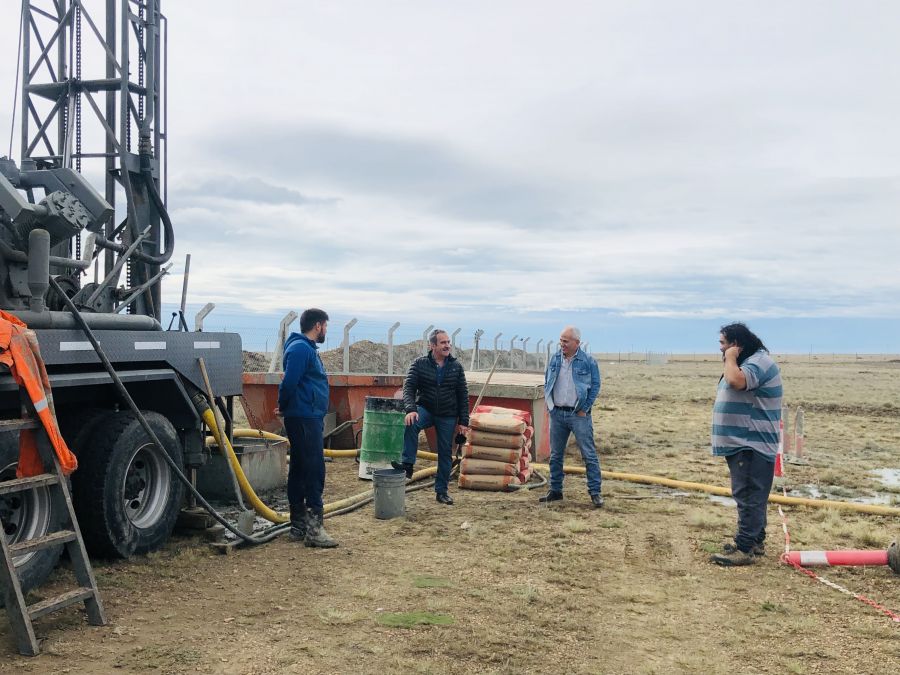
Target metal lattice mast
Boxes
[19,1,167,319]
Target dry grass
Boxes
[1,356,898,674]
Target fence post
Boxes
[342,318,358,374]
[422,324,435,355]
[546,340,552,369]
[387,321,400,375]
[494,332,503,367]
[194,302,215,332]
[472,329,484,371]
[508,335,518,369]
[451,328,461,352]
[535,339,543,371]
[521,337,530,369]
[268,310,298,373]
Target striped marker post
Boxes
[784,542,900,574]
[774,417,785,478]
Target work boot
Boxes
[723,541,765,557]
[289,504,307,541]
[539,490,563,503]
[436,492,454,505]
[590,493,604,508]
[391,461,414,479]
[304,509,338,548]
[711,548,756,566]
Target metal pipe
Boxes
[9,309,161,330]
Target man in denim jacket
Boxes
[540,326,603,507]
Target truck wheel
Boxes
[0,433,67,605]
[73,411,185,558]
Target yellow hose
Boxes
[215,423,900,519]
[202,409,289,523]
[533,464,900,517]
[202,418,438,523]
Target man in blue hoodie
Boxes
[277,307,337,548]
[540,326,603,508]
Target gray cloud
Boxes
[171,175,337,208]
[192,126,570,230]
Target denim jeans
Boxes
[402,406,457,494]
[284,416,326,511]
[725,448,776,553]
[548,408,602,495]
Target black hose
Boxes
[49,276,262,545]
[91,168,174,265]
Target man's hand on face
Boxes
[724,345,742,361]
[405,411,419,426]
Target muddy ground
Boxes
[2,356,899,674]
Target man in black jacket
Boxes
[392,329,470,504]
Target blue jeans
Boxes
[402,406,457,494]
[726,448,775,553]
[284,416,326,511]
[549,408,602,495]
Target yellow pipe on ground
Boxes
[533,463,900,517]
[202,409,288,523]
[202,418,438,523]
[221,425,899,519]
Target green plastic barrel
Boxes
[358,397,406,479]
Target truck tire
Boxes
[0,433,67,605]
[72,411,185,558]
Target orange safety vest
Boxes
[0,310,77,477]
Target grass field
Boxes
[2,355,898,674]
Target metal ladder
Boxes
[0,417,106,656]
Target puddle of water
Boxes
[708,484,896,508]
[787,483,896,506]
[708,495,736,508]
[870,468,900,488]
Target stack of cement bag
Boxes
[458,405,534,491]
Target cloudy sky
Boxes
[1,2,899,352]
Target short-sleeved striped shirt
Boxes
[711,350,783,460]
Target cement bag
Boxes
[462,444,521,464]
[473,404,533,426]
[468,428,525,449]
[458,473,523,491]
[469,413,526,435]
[460,457,519,477]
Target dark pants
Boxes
[401,406,456,494]
[284,416,325,512]
[726,448,776,553]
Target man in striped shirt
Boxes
[710,323,783,567]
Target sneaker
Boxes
[436,492,454,505]
[590,493,604,508]
[711,548,756,566]
[723,541,765,557]
[390,461,414,479]
[539,491,563,503]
